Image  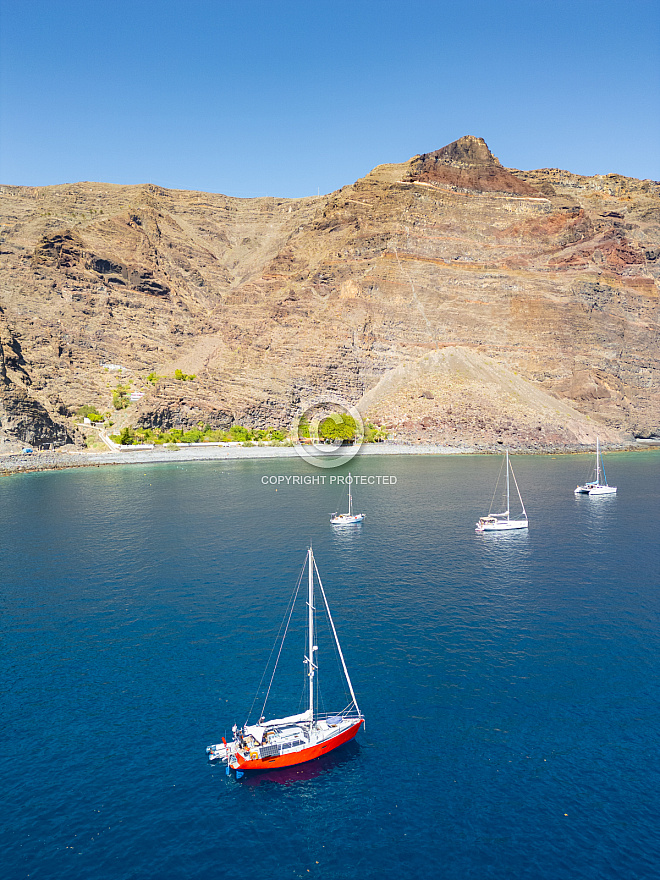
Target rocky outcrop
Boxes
[0,137,658,450]
[408,135,541,195]
[0,382,73,450]
[134,381,233,432]
[33,228,170,296]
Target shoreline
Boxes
[1,440,659,477]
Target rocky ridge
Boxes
[0,135,658,451]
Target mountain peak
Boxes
[408,135,539,196]
[431,135,501,167]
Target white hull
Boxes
[331,513,365,525]
[476,518,528,532]
[575,484,616,495]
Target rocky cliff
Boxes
[1,135,658,450]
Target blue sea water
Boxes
[1,451,659,880]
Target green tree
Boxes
[112,384,130,410]
[229,424,251,441]
[76,404,105,422]
[364,421,388,443]
[76,404,98,419]
[319,413,357,442]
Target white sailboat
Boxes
[475,449,528,532]
[206,548,364,774]
[574,437,617,495]
[331,474,365,525]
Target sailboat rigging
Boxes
[475,449,528,532]
[207,548,364,773]
[574,437,617,495]
[330,473,365,525]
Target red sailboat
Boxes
[207,548,364,774]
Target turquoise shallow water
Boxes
[1,451,659,879]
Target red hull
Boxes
[235,720,363,772]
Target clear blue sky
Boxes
[1,0,658,197]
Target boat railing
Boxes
[259,738,305,759]
[315,709,363,723]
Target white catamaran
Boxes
[574,437,617,495]
[331,474,365,525]
[475,449,529,532]
[206,548,364,775]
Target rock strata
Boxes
[408,135,541,195]
[0,135,658,450]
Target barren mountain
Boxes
[0,135,658,450]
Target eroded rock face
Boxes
[408,135,541,196]
[356,347,628,448]
[0,385,73,449]
[0,333,72,448]
[0,135,658,449]
[134,382,233,432]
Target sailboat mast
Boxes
[307,548,315,722]
[313,557,362,718]
[348,474,352,516]
[596,437,601,483]
[506,449,510,521]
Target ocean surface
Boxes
[2,451,659,880]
